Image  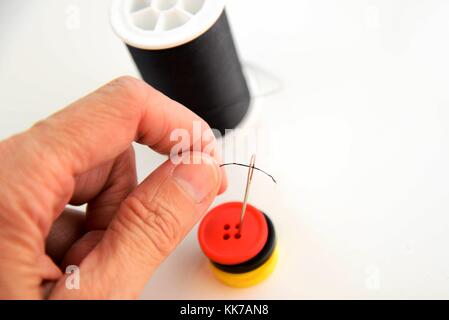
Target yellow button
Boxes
[209,246,278,288]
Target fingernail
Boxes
[172,154,220,204]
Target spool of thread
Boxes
[198,202,278,288]
[110,0,250,133]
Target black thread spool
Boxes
[110,0,250,133]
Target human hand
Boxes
[0,76,227,299]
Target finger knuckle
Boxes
[107,76,147,104]
[117,195,182,259]
[109,76,143,93]
[0,135,18,158]
[99,76,151,123]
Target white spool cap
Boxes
[110,0,226,50]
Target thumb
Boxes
[50,152,222,299]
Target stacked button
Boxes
[198,202,277,288]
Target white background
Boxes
[1,0,449,299]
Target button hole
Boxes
[224,224,230,230]
[223,234,230,240]
[234,233,241,239]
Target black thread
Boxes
[219,162,277,184]
[126,11,250,134]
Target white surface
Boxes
[1,0,449,299]
[111,0,226,49]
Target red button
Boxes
[198,202,268,265]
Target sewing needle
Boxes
[239,154,256,234]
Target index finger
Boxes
[29,76,221,175]
[3,76,226,235]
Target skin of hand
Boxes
[0,76,228,299]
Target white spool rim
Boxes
[110,0,226,50]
